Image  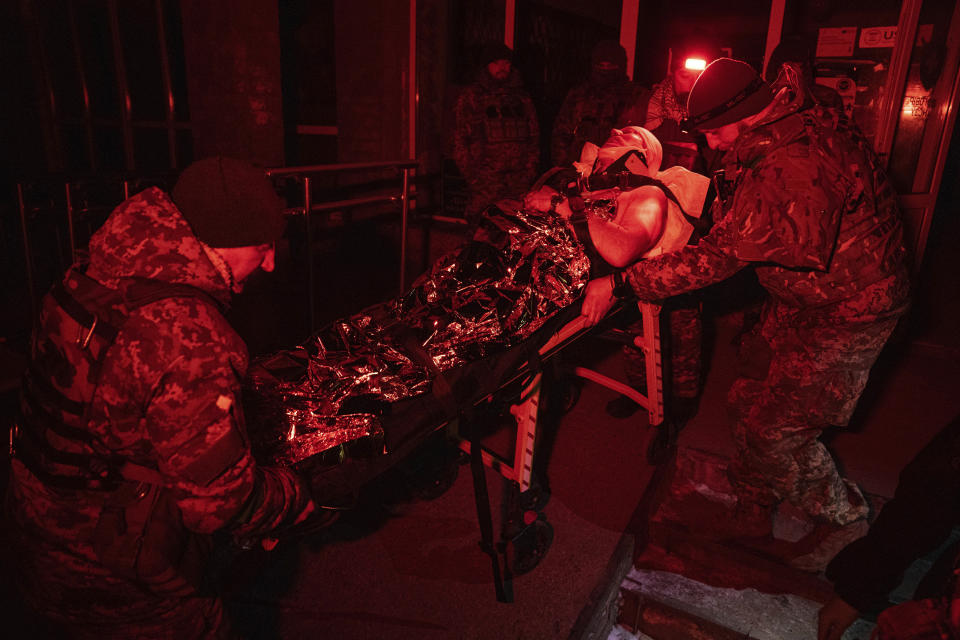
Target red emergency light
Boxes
[684,57,707,71]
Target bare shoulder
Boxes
[616,185,668,230]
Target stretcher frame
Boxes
[453,300,664,493]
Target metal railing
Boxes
[266,159,418,332]
[13,161,417,334]
[15,173,178,321]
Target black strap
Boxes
[123,277,221,313]
[396,328,460,419]
[50,280,121,344]
[16,271,222,492]
[13,424,121,491]
[468,417,513,603]
[22,365,87,420]
[584,172,711,238]
[59,267,221,330]
[529,167,572,195]
[688,180,718,244]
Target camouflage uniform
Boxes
[551,74,645,168]
[617,78,708,409]
[621,297,702,403]
[7,188,312,638]
[454,67,540,223]
[620,74,709,172]
[622,77,910,525]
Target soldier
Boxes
[620,38,719,173]
[6,157,321,637]
[454,43,540,225]
[551,40,645,168]
[581,58,910,570]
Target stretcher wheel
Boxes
[519,483,551,513]
[646,420,680,465]
[510,518,554,576]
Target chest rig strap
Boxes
[14,268,220,491]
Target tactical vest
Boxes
[13,267,221,492]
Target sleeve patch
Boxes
[216,394,233,411]
[181,427,247,487]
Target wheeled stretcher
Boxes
[447,299,665,601]
[248,296,667,601]
[454,299,664,493]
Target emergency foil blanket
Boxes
[246,202,590,467]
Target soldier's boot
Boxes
[787,518,869,573]
[679,465,777,541]
[704,496,777,541]
[787,484,871,573]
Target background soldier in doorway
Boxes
[454,43,540,225]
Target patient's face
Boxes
[604,128,647,151]
[595,127,655,175]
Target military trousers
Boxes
[622,294,703,404]
[726,274,909,526]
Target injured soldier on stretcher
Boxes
[245,126,710,474]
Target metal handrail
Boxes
[286,194,400,215]
[266,160,417,177]
[266,159,418,332]
[16,175,171,322]
[15,160,418,333]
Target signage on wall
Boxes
[816,27,857,57]
[859,24,933,48]
[860,26,897,48]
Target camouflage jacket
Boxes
[550,75,644,167]
[10,188,309,556]
[454,67,540,181]
[624,75,909,310]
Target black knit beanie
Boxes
[479,42,513,66]
[591,40,626,70]
[172,156,286,248]
[685,58,774,131]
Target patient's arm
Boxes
[587,185,667,267]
